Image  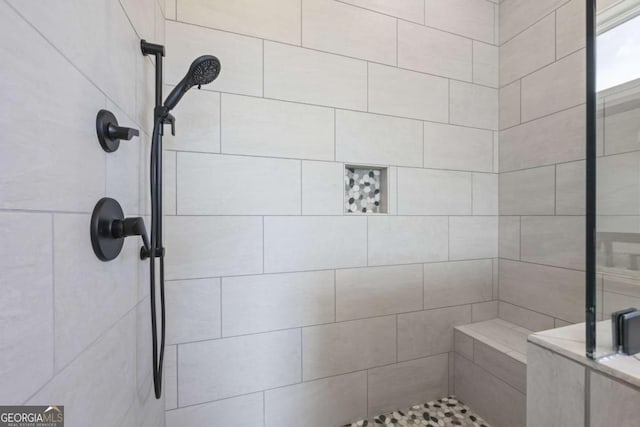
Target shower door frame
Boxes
[585,0,597,359]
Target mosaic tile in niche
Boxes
[345,166,386,214]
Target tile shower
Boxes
[0,0,594,427]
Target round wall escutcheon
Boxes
[90,197,125,261]
[96,109,120,153]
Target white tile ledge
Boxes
[529,321,640,389]
[455,318,532,363]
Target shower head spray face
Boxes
[163,55,221,111]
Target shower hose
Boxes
[149,116,166,399]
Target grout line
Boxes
[365,216,369,266]
[334,270,337,322]
[177,87,498,132]
[554,164,557,215]
[366,62,370,112]
[518,215,522,260]
[333,109,337,161]
[332,0,497,46]
[51,213,56,374]
[395,19,399,67]
[219,279,224,338]
[167,350,456,413]
[499,0,572,45]
[176,344,180,408]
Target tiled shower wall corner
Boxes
[0,0,165,425]
[497,0,587,329]
[163,0,499,426]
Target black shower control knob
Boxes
[107,123,139,141]
[96,109,140,153]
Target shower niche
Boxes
[344,165,388,214]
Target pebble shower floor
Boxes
[343,396,491,427]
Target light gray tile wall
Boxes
[498,0,586,328]
[0,0,164,424]
[163,0,499,424]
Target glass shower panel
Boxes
[590,0,640,358]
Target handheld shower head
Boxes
[164,55,221,111]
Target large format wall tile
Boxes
[473,41,499,88]
[301,161,344,215]
[521,50,586,121]
[265,216,367,272]
[165,216,263,279]
[590,371,640,427]
[527,343,585,426]
[500,105,585,171]
[177,0,301,44]
[336,264,423,321]
[556,0,586,59]
[265,371,367,427]
[338,0,424,23]
[367,354,449,417]
[423,122,494,172]
[473,173,498,215]
[164,88,220,153]
[500,80,521,130]
[264,41,367,110]
[556,160,585,215]
[178,330,301,405]
[500,14,555,86]
[0,213,53,404]
[499,166,555,215]
[423,260,493,309]
[454,353,526,427]
[166,21,263,96]
[8,0,138,119]
[499,216,521,260]
[425,0,495,44]
[222,270,335,336]
[302,316,396,380]
[499,260,584,322]
[166,278,221,344]
[368,216,449,266]
[368,63,449,122]
[0,3,105,211]
[54,214,137,370]
[500,0,567,43]
[450,81,498,130]
[166,393,264,427]
[397,168,472,215]
[177,152,301,215]
[29,312,137,427]
[520,216,585,270]
[336,110,423,167]
[397,305,471,361]
[302,0,396,65]
[449,217,498,260]
[222,94,334,161]
[398,21,472,81]
[498,302,554,332]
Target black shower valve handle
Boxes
[107,122,139,141]
[96,109,140,153]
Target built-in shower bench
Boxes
[452,319,532,427]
